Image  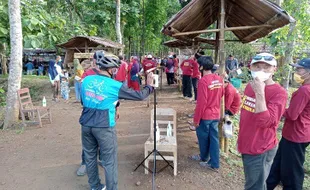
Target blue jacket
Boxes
[79,74,153,128]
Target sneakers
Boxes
[91,186,106,190]
[189,154,201,161]
[76,164,86,176]
[188,125,196,131]
[187,114,194,118]
[199,162,219,173]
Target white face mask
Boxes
[251,71,272,81]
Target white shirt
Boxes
[49,64,64,84]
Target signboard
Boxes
[74,53,94,59]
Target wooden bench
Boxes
[17,88,52,128]
[144,108,177,176]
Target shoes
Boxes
[188,125,196,131]
[76,164,86,176]
[189,154,201,161]
[91,186,106,190]
[199,162,219,173]
[187,114,194,118]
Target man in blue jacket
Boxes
[80,51,154,190]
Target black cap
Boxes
[290,58,310,69]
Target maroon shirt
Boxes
[193,74,224,124]
[238,83,287,155]
[192,60,201,79]
[225,83,241,115]
[283,84,310,143]
[180,59,193,76]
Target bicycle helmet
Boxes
[94,50,120,70]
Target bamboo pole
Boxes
[218,0,226,153]
[172,24,272,37]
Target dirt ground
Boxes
[0,82,248,190]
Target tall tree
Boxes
[3,0,23,129]
[115,0,123,54]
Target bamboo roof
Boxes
[161,0,295,43]
[57,36,124,49]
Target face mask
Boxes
[251,71,272,81]
[294,72,309,84]
[294,74,304,84]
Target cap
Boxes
[290,58,310,69]
[168,55,173,58]
[250,53,277,66]
[147,54,152,59]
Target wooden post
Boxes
[214,21,219,64]
[218,0,226,153]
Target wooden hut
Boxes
[161,0,294,153]
[57,36,124,68]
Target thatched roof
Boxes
[57,36,124,49]
[163,38,215,49]
[161,0,295,43]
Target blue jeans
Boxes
[74,79,81,101]
[82,126,118,190]
[196,119,220,168]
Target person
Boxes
[173,54,179,83]
[142,54,156,84]
[237,53,287,190]
[165,55,175,85]
[267,58,310,190]
[73,59,84,102]
[77,58,99,177]
[225,55,238,77]
[224,78,241,116]
[191,56,201,102]
[180,56,193,99]
[56,55,63,69]
[115,55,128,83]
[25,60,34,75]
[128,56,140,91]
[38,63,44,76]
[60,75,70,103]
[189,56,224,172]
[48,60,63,102]
[80,50,153,190]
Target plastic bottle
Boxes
[42,96,47,107]
[156,122,160,142]
[167,121,172,137]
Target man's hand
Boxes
[146,72,154,86]
[250,77,265,95]
[115,108,120,121]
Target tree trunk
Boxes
[281,0,300,90]
[0,43,8,75]
[115,0,123,54]
[3,0,23,129]
[282,21,296,90]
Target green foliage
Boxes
[265,0,310,56]
[0,87,5,106]
[273,63,292,83]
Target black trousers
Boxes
[166,73,174,85]
[182,75,192,98]
[267,137,309,190]
[191,77,198,100]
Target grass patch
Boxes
[0,75,50,102]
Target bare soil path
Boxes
[0,83,245,190]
